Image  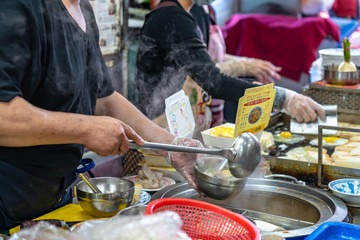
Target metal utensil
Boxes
[76,177,134,218]
[290,105,338,135]
[129,132,261,178]
[195,156,247,200]
[323,65,360,85]
[79,173,102,194]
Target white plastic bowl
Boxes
[201,123,262,148]
[201,123,236,148]
[319,48,360,67]
[328,178,360,207]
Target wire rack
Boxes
[302,84,360,114]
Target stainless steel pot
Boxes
[151,178,349,239]
[323,65,360,85]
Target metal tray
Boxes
[265,156,360,187]
[264,113,360,187]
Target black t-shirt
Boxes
[135,0,257,119]
[190,5,210,47]
[0,0,114,226]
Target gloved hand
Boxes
[247,59,282,84]
[217,56,281,84]
[167,136,205,196]
[283,89,326,123]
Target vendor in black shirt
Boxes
[0,0,203,231]
[135,0,326,123]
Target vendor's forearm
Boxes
[216,55,252,77]
[0,96,93,147]
[224,53,249,62]
[95,92,174,146]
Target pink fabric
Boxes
[222,14,340,81]
[208,24,226,63]
[332,0,358,19]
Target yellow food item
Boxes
[280,131,292,138]
[323,137,341,143]
[209,126,234,138]
[132,183,142,205]
[274,131,304,144]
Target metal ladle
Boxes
[129,132,261,178]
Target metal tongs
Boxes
[129,132,261,179]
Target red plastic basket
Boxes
[145,198,260,240]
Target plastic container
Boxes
[201,123,235,148]
[305,221,360,240]
[201,123,262,148]
[319,48,360,67]
[145,198,261,240]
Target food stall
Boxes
[5,68,360,240]
[2,4,360,236]
[135,66,360,239]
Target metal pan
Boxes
[323,65,360,85]
[265,156,360,187]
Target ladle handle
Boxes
[129,140,235,160]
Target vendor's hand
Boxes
[248,59,282,84]
[168,136,206,196]
[283,90,326,123]
[84,116,144,156]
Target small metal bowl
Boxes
[117,205,147,216]
[323,65,360,85]
[195,156,247,200]
[76,177,134,218]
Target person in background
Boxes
[331,0,359,19]
[190,4,282,85]
[301,0,335,16]
[135,0,326,126]
[190,4,282,126]
[0,0,203,231]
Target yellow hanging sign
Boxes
[233,84,276,138]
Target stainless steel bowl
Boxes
[195,156,247,200]
[323,65,360,85]
[76,177,134,218]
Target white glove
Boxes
[283,89,326,122]
[167,137,206,196]
[217,56,281,84]
[247,59,282,84]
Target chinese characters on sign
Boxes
[233,84,276,137]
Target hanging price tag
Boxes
[233,84,276,138]
[165,90,195,138]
